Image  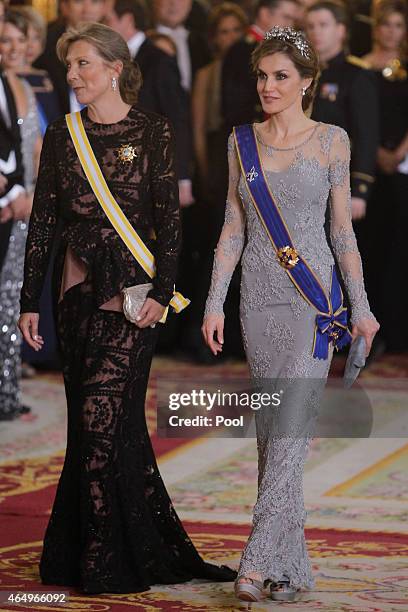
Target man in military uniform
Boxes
[221,0,299,133]
[306,0,379,220]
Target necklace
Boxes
[254,122,321,156]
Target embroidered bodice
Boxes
[204,122,375,327]
[20,106,180,313]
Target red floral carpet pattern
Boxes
[0,354,407,610]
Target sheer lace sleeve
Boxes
[20,125,58,314]
[328,127,376,326]
[204,132,246,317]
[146,118,181,307]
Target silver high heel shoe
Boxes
[269,579,301,602]
[234,575,264,602]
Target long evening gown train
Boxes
[20,106,236,592]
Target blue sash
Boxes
[234,124,352,360]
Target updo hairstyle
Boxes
[56,22,142,104]
[251,30,320,111]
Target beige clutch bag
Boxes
[122,283,155,327]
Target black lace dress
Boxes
[20,106,236,593]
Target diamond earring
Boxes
[111,77,117,91]
[302,86,307,96]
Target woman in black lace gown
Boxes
[18,23,236,594]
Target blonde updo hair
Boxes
[251,32,320,112]
[56,22,142,105]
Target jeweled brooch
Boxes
[277,245,299,269]
[117,143,137,163]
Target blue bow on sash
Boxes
[234,124,352,360]
[313,267,351,358]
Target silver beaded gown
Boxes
[0,79,40,418]
[204,122,376,589]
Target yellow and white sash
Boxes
[65,111,190,323]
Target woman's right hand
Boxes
[18,313,44,351]
[201,314,225,356]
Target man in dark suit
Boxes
[35,0,108,114]
[153,0,212,93]
[149,1,213,355]
[221,0,299,133]
[0,70,28,273]
[105,0,193,184]
[153,0,212,206]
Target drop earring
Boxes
[111,77,117,91]
[302,86,307,96]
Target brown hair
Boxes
[3,8,28,37]
[13,6,46,50]
[373,0,408,58]
[307,0,350,27]
[56,22,142,104]
[251,33,320,111]
[146,30,177,55]
[373,0,408,27]
[307,0,350,49]
[208,2,248,39]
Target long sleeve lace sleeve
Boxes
[204,133,246,317]
[147,118,181,307]
[328,127,376,326]
[20,125,58,314]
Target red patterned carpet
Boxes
[1,518,407,611]
[0,353,407,611]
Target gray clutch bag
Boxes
[122,283,155,327]
[343,335,367,388]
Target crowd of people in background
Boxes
[0,0,407,420]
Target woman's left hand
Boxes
[135,297,166,328]
[352,317,380,356]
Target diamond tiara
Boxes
[264,26,311,59]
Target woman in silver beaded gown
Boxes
[202,28,379,602]
[0,10,41,420]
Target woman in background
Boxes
[0,9,41,420]
[15,6,62,373]
[362,0,408,352]
[192,2,248,187]
[15,6,62,132]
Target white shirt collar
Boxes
[156,24,191,90]
[127,31,147,59]
[157,24,189,40]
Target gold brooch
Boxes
[117,143,137,163]
[382,59,407,82]
[277,245,299,269]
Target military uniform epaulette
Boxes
[346,55,371,70]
